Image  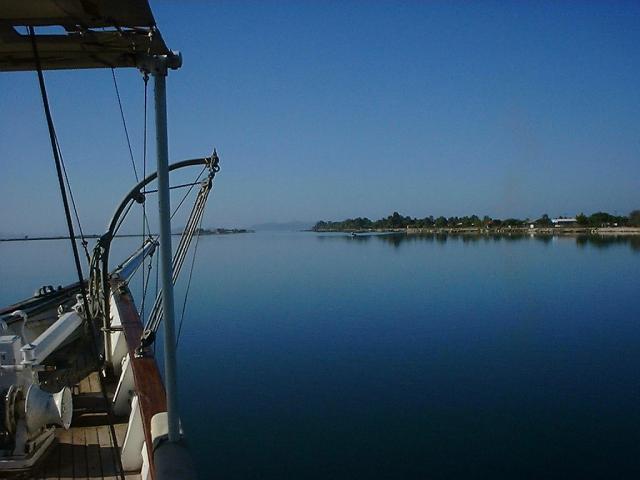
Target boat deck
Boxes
[30,372,139,480]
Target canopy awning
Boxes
[0,0,171,71]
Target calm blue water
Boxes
[1,233,638,478]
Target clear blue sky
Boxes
[1,1,639,235]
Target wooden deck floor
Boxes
[29,372,140,480]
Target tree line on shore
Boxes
[313,210,640,231]
[194,227,253,234]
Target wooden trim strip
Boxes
[113,283,167,479]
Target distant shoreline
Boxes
[0,229,254,242]
[312,227,640,236]
[4,227,639,242]
[195,228,254,235]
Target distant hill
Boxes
[250,221,314,231]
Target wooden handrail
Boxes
[113,283,167,479]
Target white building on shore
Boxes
[552,217,578,227]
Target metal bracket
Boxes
[137,52,182,77]
[135,329,156,358]
[101,326,124,332]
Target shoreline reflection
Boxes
[316,232,640,251]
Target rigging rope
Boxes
[112,200,135,237]
[111,68,139,182]
[140,256,154,323]
[55,136,90,262]
[144,164,216,335]
[170,166,207,221]
[112,69,153,236]
[29,27,125,480]
[176,206,205,347]
[144,180,205,193]
[141,73,149,322]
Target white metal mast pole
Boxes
[150,53,182,443]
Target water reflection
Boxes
[317,232,640,251]
[575,234,640,251]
